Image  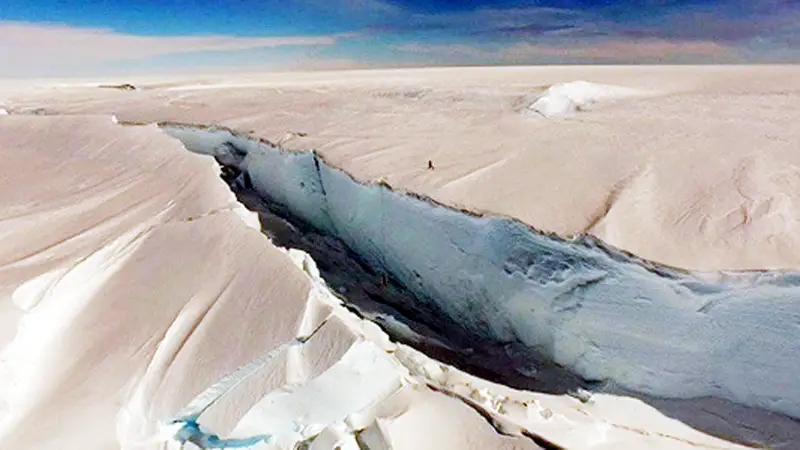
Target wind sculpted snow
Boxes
[163,123,800,427]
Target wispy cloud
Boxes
[4,0,800,76]
[0,22,343,76]
[325,0,403,15]
[595,1,800,46]
[368,6,580,35]
[384,1,800,64]
[504,40,733,61]
[393,38,734,64]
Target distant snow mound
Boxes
[98,83,138,91]
[529,81,641,118]
[0,108,8,116]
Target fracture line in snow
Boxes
[175,317,330,422]
[169,317,331,448]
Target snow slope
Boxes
[168,250,754,450]
[164,124,800,424]
[0,116,341,449]
[5,114,735,450]
[4,116,733,450]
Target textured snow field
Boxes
[5,65,800,271]
[1,66,800,449]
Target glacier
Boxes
[161,123,800,434]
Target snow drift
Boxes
[529,81,643,117]
[163,123,800,424]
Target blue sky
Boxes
[1,0,799,76]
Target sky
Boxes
[1,0,799,77]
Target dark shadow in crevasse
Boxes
[220,163,588,396]
[215,159,800,450]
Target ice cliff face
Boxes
[162,124,800,422]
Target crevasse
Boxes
[162,123,800,420]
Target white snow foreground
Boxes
[0,114,795,450]
[163,254,745,450]
[163,123,800,447]
[529,81,644,118]
[0,115,748,450]
[0,116,551,450]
